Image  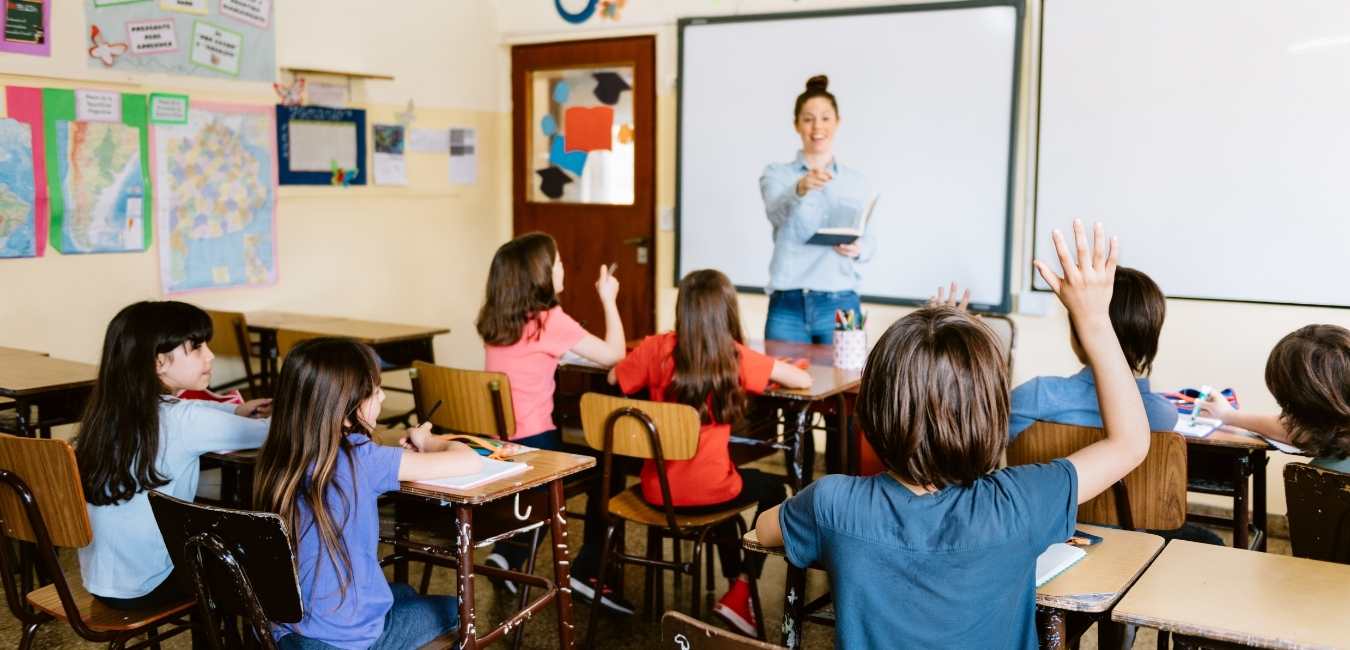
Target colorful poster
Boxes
[42,88,151,254]
[3,87,49,256]
[276,105,366,186]
[152,102,276,293]
[0,119,39,258]
[84,0,275,82]
[1,0,50,56]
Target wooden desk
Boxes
[1113,540,1350,649]
[0,346,46,358]
[743,524,1164,650]
[206,442,593,650]
[245,310,449,386]
[0,354,97,438]
[1187,426,1276,551]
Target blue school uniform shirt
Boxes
[79,398,268,599]
[778,461,1079,649]
[274,434,404,649]
[760,151,877,293]
[1008,367,1179,440]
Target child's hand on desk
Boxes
[234,398,272,418]
[929,281,971,312]
[1196,392,1235,421]
[401,421,436,452]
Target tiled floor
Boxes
[0,451,1278,649]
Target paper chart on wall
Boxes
[0,119,39,258]
[372,124,406,186]
[3,87,50,257]
[84,0,275,81]
[2,0,50,57]
[448,127,476,185]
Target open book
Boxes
[1036,542,1087,587]
[805,194,880,246]
[413,457,530,490]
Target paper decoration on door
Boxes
[276,105,366,186]
[84,0,276,81]
[152,101,277,293]
[449,127,476,185]
[42,88,151,254]
[529,67,635,204]
[3,87,50,257]
[372,124,406,186]
[2,0,50,57]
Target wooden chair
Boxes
[1006,422,1188,530]
[202,309,263,395]
[410,361,515,440]
[0,434,193,649]
[1283,462,1350,565]
[662,611,786,650]
[580,393,766,648]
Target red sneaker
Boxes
[713,578,757,637]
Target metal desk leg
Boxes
[455,504,478,650]
[1036,606,1067,650]
[1252,449,1268,552]
[781,563,806,650]
[12,397,33,438]
[783,406,811,492]
[1232,454,1250,550]
[548,479,576,649]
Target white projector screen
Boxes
[677,2,1021,310]
[1035,0,1350,308]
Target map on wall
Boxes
[153,102,277,294]
[0,118,39,258]
[84,0,276,82]
[42,88,151,254]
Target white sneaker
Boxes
[568,575,636,615]
[483,553,518,595]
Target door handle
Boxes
[622,237,649,246]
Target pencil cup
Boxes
[832,329,867,370]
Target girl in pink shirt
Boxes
[476,232,632,612]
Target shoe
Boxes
[568,574,636,615]
[482,553,518,595]
[713,578,757,637]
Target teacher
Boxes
[759,75,876,343]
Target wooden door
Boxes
[512,36,656,338]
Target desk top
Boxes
[1113,540,1350,649]
[0,346,46,358]
[744,523,1163,614]
[1188,426,1278,452]
[246,311,449,345]
[0,354,97,397]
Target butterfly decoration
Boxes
[330,160,358,187]
[395,99,416,128]
[87,25,128,67]
[600,0,626,20]
[273,79,306,107]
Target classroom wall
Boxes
[495,0,1350,516]
[0,0,513,373]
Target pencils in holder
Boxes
[835,309,867,331]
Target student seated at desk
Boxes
[476,232,629,609]
[254,339,482,649]
[755,222,1151,649]
[609,269,812,635]
[76,301,271,613]
[1198,324,1350,474]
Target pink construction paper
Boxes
[0,0,51,57]
[4,86,48,256]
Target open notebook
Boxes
[1035,542,1087,587]
[412,457,530,490]
[1174,416,1222,438]
[805,194,880,246]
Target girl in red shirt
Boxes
[610,269,811,635]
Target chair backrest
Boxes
[661,611,785,650]
[410,361,515,439]
[203,309,249,360]
[579,393,701,462]
[1006,422,1187,530]
[972,311,1016,374]
[148,491,303,625]
[1283,463,1350,565]
[0,434,92,548]
[274,329,331,362]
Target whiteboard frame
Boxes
[675,0,1024,313]
[1029,0,1350,310]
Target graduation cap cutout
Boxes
[592,72,631,105]
[536,166,572,199]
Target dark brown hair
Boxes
[1264,324,1350,460]
[793,74,838,121]
[855,306,1009,488]
[1070,266,1166,375]
[476,232,560,346]
[670,269,748,425]
[76,301,213,506]
[253,338,383,601]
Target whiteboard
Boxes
[1035,0,1350,308]
[677,2,1021,310]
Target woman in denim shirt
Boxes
[760,75,877,343]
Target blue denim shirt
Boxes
[1009,367,1180,440]
[760,151,877,293]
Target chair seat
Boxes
[607,486,750,529]
[26,581,194,632]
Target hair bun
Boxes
[805,75,829,91]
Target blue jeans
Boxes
[278,582,458,650]
[765,289,862,344]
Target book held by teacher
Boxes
[806,194,880,246]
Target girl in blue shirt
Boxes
[759,74,877,343]
[254,339,482,649]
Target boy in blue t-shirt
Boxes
[756,222,1155,649]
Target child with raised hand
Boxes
[755,221,1150,648]
[76,301,271,611]
[1198,324,1350,474]
[253,338,482,649]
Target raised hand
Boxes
[929,281,971,311]
[1033,220,1117,324]
[595,264,620,305]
